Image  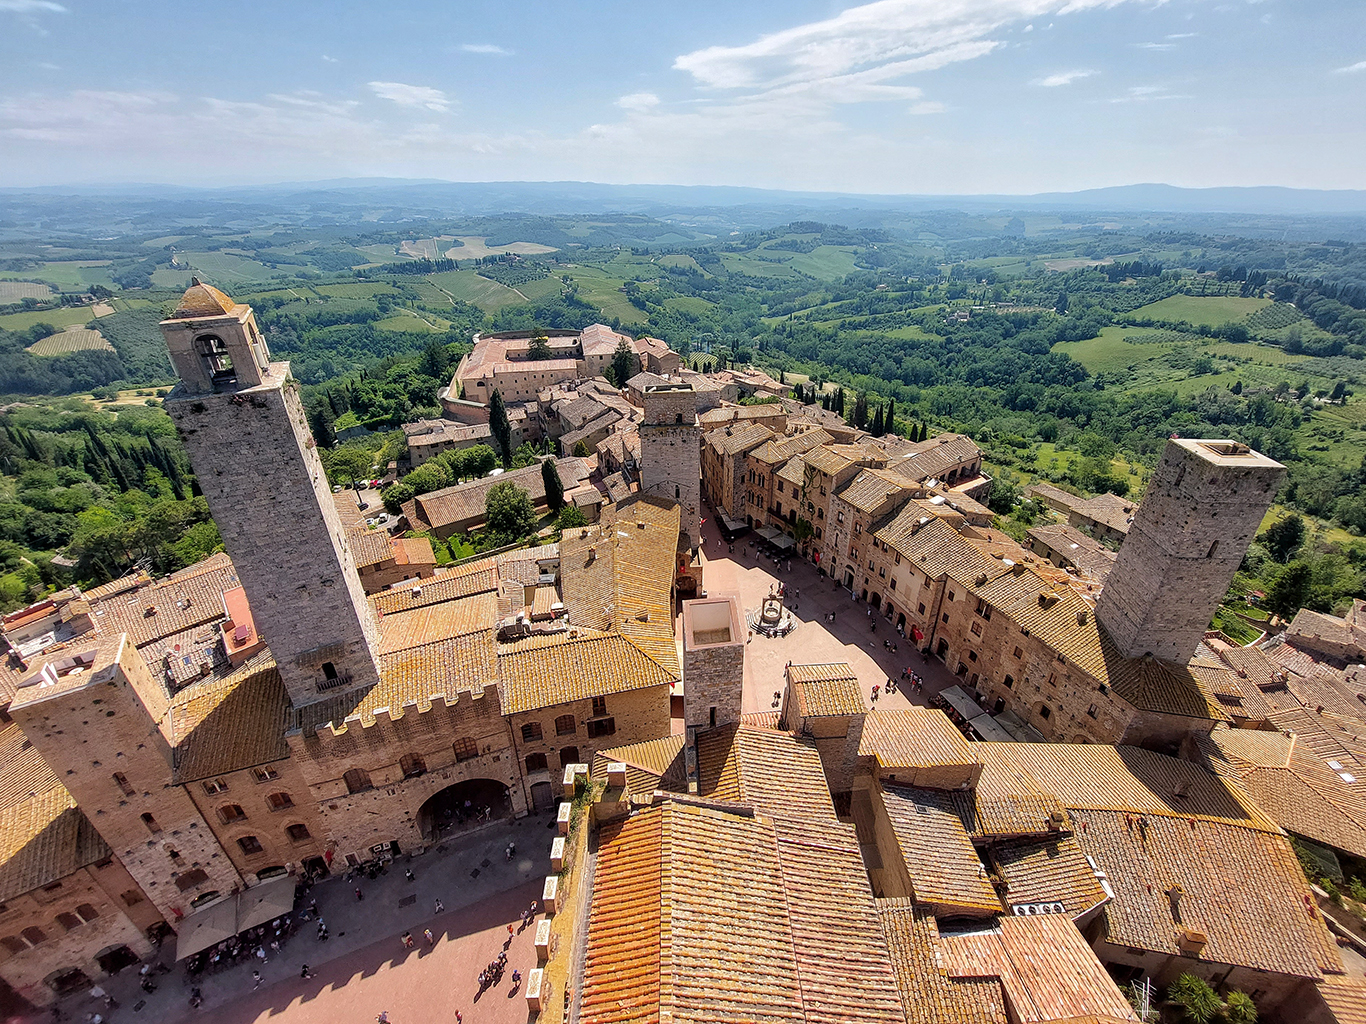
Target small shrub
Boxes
[1221,990,1257,1024]
[1169,974,1222,1024]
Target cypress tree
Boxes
[870,405,884,436]
[541,457,565,512]
[489,389,512,467]
[885,397,895,436]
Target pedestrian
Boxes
[355,887,364,901]
[403,931,415,949]
[424,928,434,946]
[301,964,313,980]
[507,923,515,938]
[405,868,415,882]
[456,1013,463,1024]
[253,970,263,990]
[434,898,445,914]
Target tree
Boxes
[1266,560,1313,618]
[1167,974,1221,1024]
[870,404,884,436]
[1330,380,1347,403]
[528,326,551,361]
[572,440,591,458]
[610,337,637,387]
[556,505,588,531]
[328,445,374,490]
[885,397,895,435]
[1260,514,1305,564]
[488,389,512,467]
[852,391,869,430]
[484,482,536,542]
[1055,291,1069,314]
[1222,990,1258,1024]
[542,458,565,512]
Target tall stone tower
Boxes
[638,383,700,550]
[1096,438,1285,663]
[160,280,380,706]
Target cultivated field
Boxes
[426,270,524,313]
[0,281,52,300]
[0,260,114,290]
[1042,257,1113,272]
[444,236,558,260]
[173,251,279,285]
[1130,294,1271,326]
[25,326,115,356]
[0,306,97,332]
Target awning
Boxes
[993,709,1046,743]
[719,516,748,534]
[236,875,296,933]
[755,527,780,542]
[939,685,986,722]
[771,534,795,551]
[174,897,237,961]
[175,877,297,960]
[964,714,1015,742]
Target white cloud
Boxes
[321,54,338,63]
[1167,32,1197,39]
[0,1,66,10]
[461,44,512,56]
[616,93,660,112]
[1334,60,1366,74]
[368,81,452,113]
[1110,84,1188,102]
[909,100,945,114]
[1136,42,1176,50]
[1036,69,1095,87]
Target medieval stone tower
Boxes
[638,383,700,550]
[159,281,381,706]
[9,637,243,921]
[1096,438,1285,663]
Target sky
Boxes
[0,0,1364,194]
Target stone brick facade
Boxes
[639,385,701,549]
[1097,439,1285,663]
[681,597,745,738]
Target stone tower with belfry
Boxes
[159,280,381,706]
[1096,438,1285,664]
[638,383,701,550]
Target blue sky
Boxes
[1,0,1363,193]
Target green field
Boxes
[0,281,53,301]
[515,276,567,302]
[150,267,194,289]
[0,306,96,332]
[0,261,115,290]
[559,266,646,324]
[1129,294,1272,327]
[786,246,861,281]
[25,327,114,356]
[173,252,279,286]
[663,295,716,316]
[426,270,525,313]
[312,282,401,299]
[375,312,445,333]
[718,253,801,279]
[658,254,708,276]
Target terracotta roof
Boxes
[698,404,787,428]
[876,899,1007,1024]
[410,459,588,530]
[882,785,1004,915]
[1024,482,1083,511]
[376,591,497,655]
[788,662,865,717]
[1188,660,1277,722]
[1312,976,1366,1024]
[1069,493,1135,534]
[170,280,239,319]
[697,724,838,822]
[93,552,239,648]
[1026,523,1117,581]
[776,454,807,488]
[0,724,110,903]
[838,468,915,515]
[859,708,980,774]
[349,528,395,569]
[887,433,981,484]
[940,916,1138,1024]
[750,429,833,467]
[593,734,687,796]
[582,801,907,1024]
[170,655,290,782]
[1193,726,1366,859]
[803,444,859,477]
[495,545,559,587]
[990,834,1109,918]
[498,632,673,715]
[370,558,497,615]
[705,422,775,459]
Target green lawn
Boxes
[787,246,861,281]
[0,261,116,290]
[1053,326,1174,375]
[663,295,716,316]
[312,282,401,299]
[515,276,567,302]
[375,312,445,333]
[173,251,280,286]
[150,267,194,289]
[1129,294,1272,327]
[658,254,709,276]
[559,267,646,325]
[1206,341,1308,365]
[718,253,801,279]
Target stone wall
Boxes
[640,387,701,549]
[682,597,744,735]
[165,367,382,707]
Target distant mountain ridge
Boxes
[4,179,1366,217]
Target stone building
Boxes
[638,384,701,550]
[701,423,774,523]
[1025,522,1117,582]
[348,529,437,594]
[826,469,916,593]
[1067,492,1136,544]
[743,429,833,532]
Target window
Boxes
[453,737,479,762]
[1038,706,1051,720]
[20,927,45,947]
[890,578,896,590]
[878,567,885,578]
[521,722,543,742]
[76,904,98,923]
[1046,672,1057,687]
[202,778,229,795]
[968,651,977,662]
[0,936,26,954]
[918,603,926,615]
[321,662,338,681]
[343,768,372,794]
[894,553,901,565]
[237,836,264,856]
[970,621,983,637]
[947,591,955,602]
[555,714,576,736]
[175,869,209,892]
[559,746,581,767]
[525,753,549,773]
[587,718,617,739]
[286,824,311,843]
[837,511,844,523]
[817,508,824,519]
[1013,646,1023,659]
[266,792,293,811]
[140,813,160,834]
[941,614,950,624]
[253,766,280,783]
[113,772,135,797]
[399,753,426,778]
[592,695,608,718]
[120,890,144,907]
[854,523,861,534]
[55,912,81,932]
[777,481,784,493]
[1003,675,1014,689]
[975,599,991,620]
[1087,705,1098,719]
[218,804,247,824]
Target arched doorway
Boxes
[418,779,512,840]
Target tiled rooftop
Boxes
[704,422,775,457]
[697,724,838,822]
[497,632,673,715]
[788,662,865,717]
[170,654,290,782]
[876,899,1007,1024]
[838,468,915,515]
[882,785,1003,915]
[859,708,981,775]
[593,734,687,797]
[750,429,833,466]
